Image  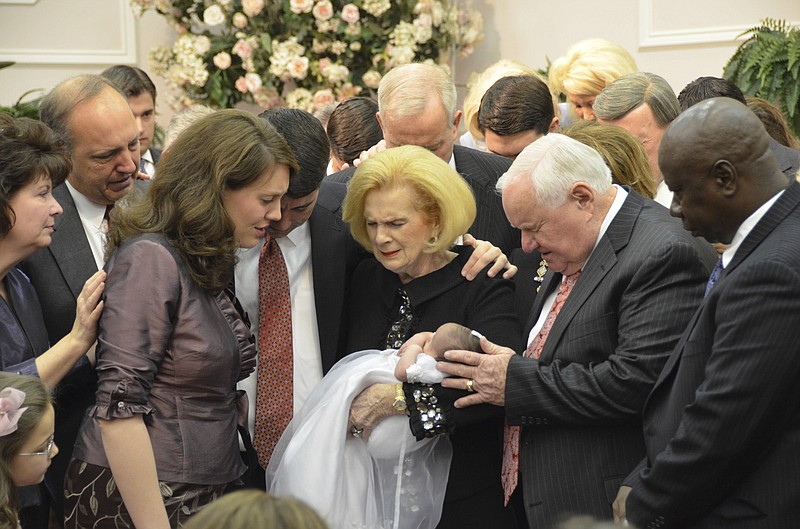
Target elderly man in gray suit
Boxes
[437,133,718,528]
[19,74,141,524]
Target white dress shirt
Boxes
[654,180,673,209]
[722,190,784,267]
[65,180,107,269]
[235,222,324,438]
[139,148,156,178]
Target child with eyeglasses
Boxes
[0,373,56,529]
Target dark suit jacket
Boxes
[626,182,800,529]
[308,181,364,372]
[504,190,718,527]
[509,248,544,336]
[770,138,800,181]
[326,145,521,254]
[150,147,162,165]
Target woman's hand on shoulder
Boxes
[69,270,106,353]
[461,234,518,280]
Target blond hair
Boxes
[182,490,328,529]
[563,120,656,198]
[378,63,456,124]
[342,145,475,255]
[548,39,637,99]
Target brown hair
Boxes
[183,490,329,529]
[0,374,52,529]
[0,114,70,237]
[746,96,800,150]
[108,109,298,292]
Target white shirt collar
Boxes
[591,184,628,255]
[65,180,106,229]
[722,189,784,268]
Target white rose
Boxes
[340,3,360,24]
[213,51,232,69]
[203,4,226,26]
[232,12,249,29]
[194,35,212,55]
[242,0,264,16]
[289,0,313,14]
[362,70,382,89]
[244,73,263,92]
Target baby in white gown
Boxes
[266,323,481,529]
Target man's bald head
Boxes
[659,97,788,243]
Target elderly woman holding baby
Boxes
[342,145,523,529]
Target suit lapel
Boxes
[537,191,641,364]
[648,182,800,400]
[50,185,98,298]
[724,181,800,276]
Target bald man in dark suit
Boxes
[616,98,800,529]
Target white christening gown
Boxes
[266,349,452,529]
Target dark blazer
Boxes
[625,182,800,529]
[326,145,521,254]
[770,138,800,181]
[308,181,364,372]
[504,190,718,527]
[346,247,522,529]
[150,147,162,165]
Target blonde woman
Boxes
[549,38,638,120]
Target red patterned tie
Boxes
[501,271,581,504]
[253,236,293,468]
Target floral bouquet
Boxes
[132,0,483,111]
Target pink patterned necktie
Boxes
[253,236,293,469]
[501,271,581,505]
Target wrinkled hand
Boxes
[439,336,515,407]
[351,139,387,168]
[348,383,396,440]
[70,271,106,353]
[613,486,631,526]
[461,234,517,280]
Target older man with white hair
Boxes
[435,133,717,527]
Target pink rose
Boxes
[288,57,310,80]
[232,39,253,59]
[318,57,332,76]
[312,0,333,21]
[235,76,249,93]
[340,3,360,24]
[313,89,336,111]
[242,0,264,17]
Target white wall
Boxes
[1,0,798,130]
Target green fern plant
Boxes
[724,18,800,137]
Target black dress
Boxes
[346,247,522,529]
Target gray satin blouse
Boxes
[72,234,256,485]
